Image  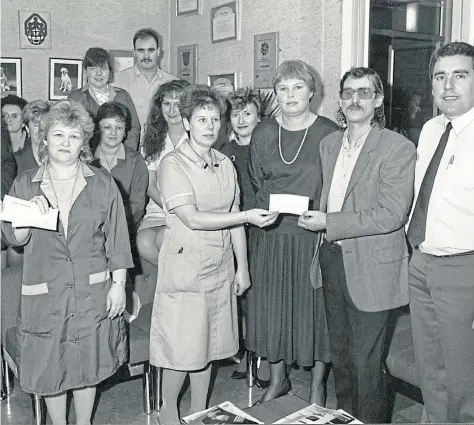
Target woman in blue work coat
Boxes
[2,100,134,425]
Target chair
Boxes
[1,261,159,424]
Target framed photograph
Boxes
[177,0,200,16]
[109,49,134,73]
[254,32,279,89]
[49,58,83,100]
[177,44,198,84]
[208,73,237,97]
[211,2,239,44]
[1,58,22,98]
[19,11,52,49]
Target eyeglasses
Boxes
[2,113,22,121]
[340,88,378,100]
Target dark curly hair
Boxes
[335,67,386,128]
[142,79,190,162]
[179,84,225,122]
[225,87,263,127]
[91,101,132,152]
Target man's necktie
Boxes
[407,122,452,248]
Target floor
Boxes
[2,359,423,424]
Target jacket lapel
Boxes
[320,133,343,213]
[343,127,381,203]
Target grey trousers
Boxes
[409,249,474,423]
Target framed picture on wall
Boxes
[49,58,83,100]
[109,49,134,73]
[208,73,237,97]
[177,44,198,84]
[211,1,239,44]
[19,11,52,49]
[1,58,22,98]
[177,0,200,16]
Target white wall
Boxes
[1,0,171,101]
[168,0,343,120]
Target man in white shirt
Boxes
[406,41,474,424]
[298,67,416,423]
[114,28,177,145]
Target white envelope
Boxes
[2,195,58,231]
[269,194,309,215]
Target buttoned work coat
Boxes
[310,127,416,312]
[2,163,134,395]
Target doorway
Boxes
[368,0,449,145]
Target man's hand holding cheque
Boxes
[298,210,327,232]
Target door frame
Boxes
[340,0,469,75]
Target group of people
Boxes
[1,24,473,425]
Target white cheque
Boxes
[1,195,58,231]
[269,194,310,215]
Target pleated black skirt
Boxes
[245,227,331,367]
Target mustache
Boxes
[349,104,362,109]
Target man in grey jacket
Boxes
[298,67,416,423]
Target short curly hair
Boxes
[179,84,225,121]
[83,47,114,84]
[226,87,263,122]
[335,67,386,128]
[23,100,52,126]
[38,100,94,164]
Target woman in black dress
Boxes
[246,60,338,404]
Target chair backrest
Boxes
[1,266,22,342]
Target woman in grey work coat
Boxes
[2,100,134,425]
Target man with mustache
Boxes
[298,67,416,423]
[114,28,177,146]
[406,42,474,423]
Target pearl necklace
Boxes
[278,117,311,165]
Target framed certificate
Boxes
[177,44,198,84]
[177,0,200,16]
[208,73,237,97]
[109,49,134,73]
[211,2,239,44]
[254,32,279,89]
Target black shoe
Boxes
[255,377,270,389]
[230,370,247,380]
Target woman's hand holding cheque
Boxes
[245,209,279,228]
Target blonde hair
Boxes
[272,60,319,94]
[38,100,94,164]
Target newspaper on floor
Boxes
[181,401,264,424]
[273,403,363,424]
